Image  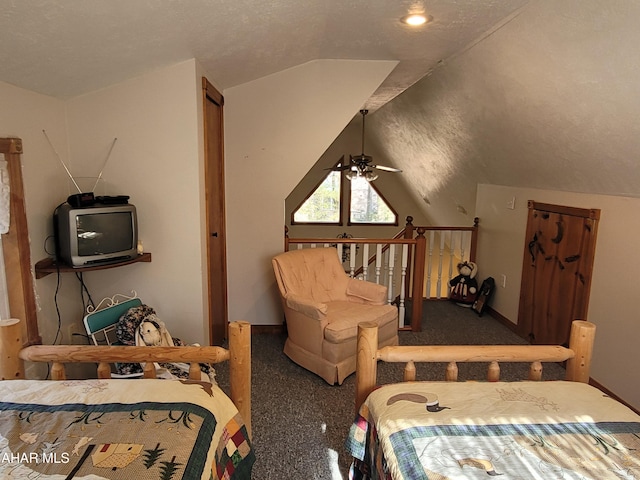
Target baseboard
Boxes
[485,306,519,335]
[251,324,284,335]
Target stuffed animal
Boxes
[115,304,217,383]
[448,261,479,306]
[135,317,174,347]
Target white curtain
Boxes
[0,159,9,234]
[0,159,10,319]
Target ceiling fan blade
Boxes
[371,164,402,173]
[326,164,353,171]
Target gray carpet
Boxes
[217,301,567,479]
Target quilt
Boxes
[346,381,640,480]
[0,378,254,479]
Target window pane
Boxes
[293,170,341,223]
[349,176,396,224]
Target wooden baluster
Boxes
[51,362,66,380]
[448,230,455,284]
[97,362,112,379]
[460,230,466,264]
[387,244,395,304]
[375,244,383,284]
[445,361,458,381]
[404,360,416,382]
[143,362,156,378]
[437,231,445,299]
[189,362,202,380]
[398,244,408,328]
[349,243,356,277]
[426,231,434,298]
[487,361,500,381]
[362,244,370,281]
[529,361,543,381]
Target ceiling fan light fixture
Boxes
[364,170,379,182]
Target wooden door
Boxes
[202,78,228,345]
[517,201,599,346]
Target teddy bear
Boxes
[448,261,479,306]
[115,304,216,383]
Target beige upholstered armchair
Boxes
[272,247,399,385]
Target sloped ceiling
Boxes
[353,0,640,226]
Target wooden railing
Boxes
[284,217,479,332]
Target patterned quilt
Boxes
[346,381,640,480]
[0,378,254,479]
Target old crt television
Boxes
[54,202,138,267]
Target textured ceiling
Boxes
[0,0,531,105]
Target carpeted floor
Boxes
[217,301,568,479]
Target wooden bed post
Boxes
[0,138,41,347]
[356,321,378,414]
[0,318,25,379]
[565,320,596,383]
[229,321,251,438]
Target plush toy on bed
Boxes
[448,261,479,307]
[115,305,216,383]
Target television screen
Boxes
[77,211,134,256]
[54,202,138,267]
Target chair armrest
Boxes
[346,278,388,305]
[284,293,328,321]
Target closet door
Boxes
[517,201,599,346]
[203,78,228,345]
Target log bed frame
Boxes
[1,319,252,437]
[355,319,596,413]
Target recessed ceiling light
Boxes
[401,14,431,26]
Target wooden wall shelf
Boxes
[35,253,152,279]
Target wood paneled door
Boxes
[203,78,228,345]
[517,201,600,346]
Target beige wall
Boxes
[476,183,640,409]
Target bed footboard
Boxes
[355,319,596,413]
[2,319,252,437]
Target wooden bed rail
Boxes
[356,319,596,413]
[3,320,252,437]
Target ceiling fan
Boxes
[331,109,402,181]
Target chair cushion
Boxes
[272,248,350,303]
[323,301,397,344]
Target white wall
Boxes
[476,184,640,409]
[59,59,208,345]
[224,59,397,326]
